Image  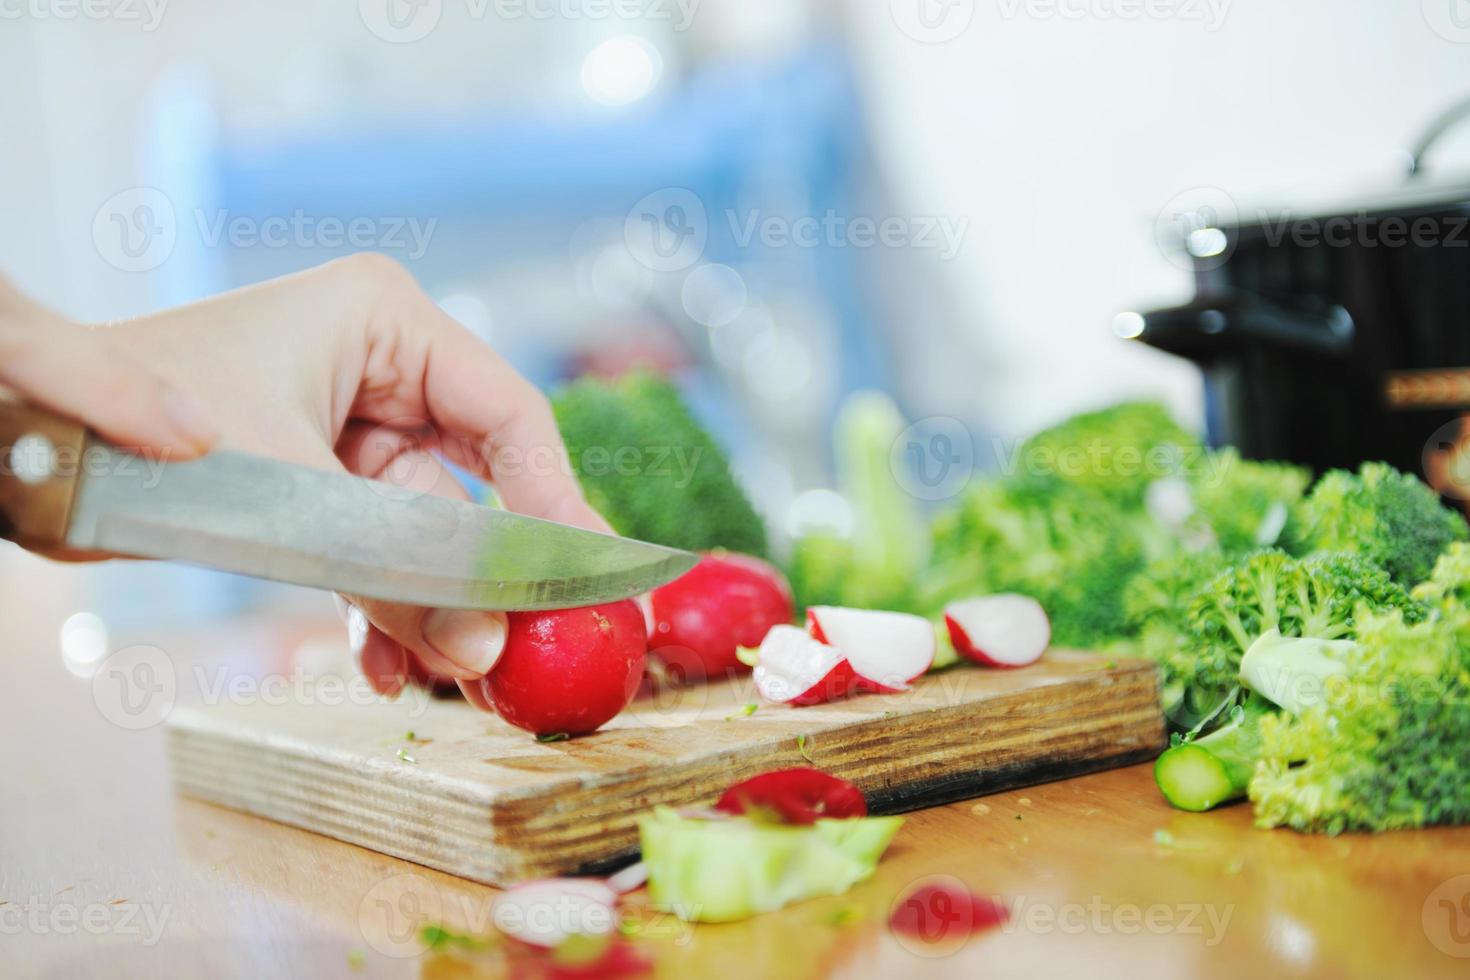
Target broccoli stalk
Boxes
[1154,697,1271,812]
[787,392,928,612]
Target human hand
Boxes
[9,255,609,699]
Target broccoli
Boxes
[1250,607,1470,833]
[1286,462,1468,585]
[1141,550,1421,735]
[551,372,768,557]
[1188,550,1421,656]
[1011,401,1197,508]
[1411,540,1470,607]
[923,479,1150,647]
[1187,449,1310,554]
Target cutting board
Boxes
[165,652,1163,886]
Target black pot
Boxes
[1127,97,1470,495]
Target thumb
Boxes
[0,320,218,459]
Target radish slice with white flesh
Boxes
[753,625,855,705]
[806,606,935,692]
[944,594,1050,668]
[605,861,648,895]
[491,878,619,948]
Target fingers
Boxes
[336,255,609,534]
[346,603,410,697]
[0,317,217,460]
[345,596,510,682]
[333,437,512,683]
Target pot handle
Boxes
[1407,95,1470,179]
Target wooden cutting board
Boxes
[165,652,1163,886]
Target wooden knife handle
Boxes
[0,400,88,547]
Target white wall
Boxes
[4,0,1469,437]
[846,0,1470,435]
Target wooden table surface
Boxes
[4,559,1470,979]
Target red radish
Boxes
[806,606,935,692]
[491,878,619,948]
[647,553,793,682]
[714,768,868,825]
[477,601,646,736]
[889,880,1009,945]
[752,625,855,705]
[944,594,1050,668]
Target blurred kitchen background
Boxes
[3,0,1470,638]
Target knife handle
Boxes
[0,400,88,547]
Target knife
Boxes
[0,401,698,610]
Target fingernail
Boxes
[161,387,219,453]
[422,609,509,675]
[344,604,370,654]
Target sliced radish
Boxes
[753,625,855,705]
[944,594,1050,668]
[806,606,935,692]
[714,768,868,824]
[604,862,648,895]
[491,878,619,948]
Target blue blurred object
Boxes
[134,41,890,620]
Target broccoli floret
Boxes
[924,479,1149,647]
[1188,449,1310,554]
[1012,401,1197,508]
[1250,607,1470,833]
[551,373,768,557]
[1158,550,1422,729]
[1287,462,1468,585]
[1411,540,1470,608]
[1189,550,1421,656]
[1124,547,1233,636]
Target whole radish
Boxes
[647,552,793,682]
[477,600,646,737]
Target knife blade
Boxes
[0,402,698,610]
